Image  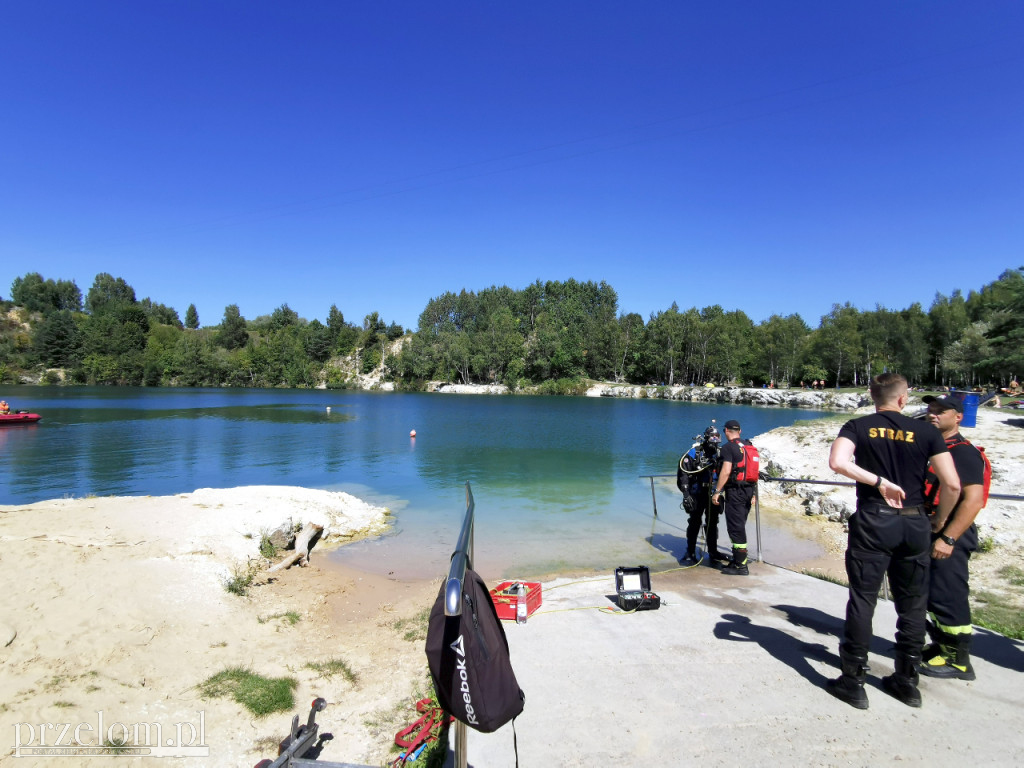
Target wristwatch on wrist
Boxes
[873,475,883,488]
[940,534,956,546]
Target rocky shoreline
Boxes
[425,380,873,410]
[585,383,871,409]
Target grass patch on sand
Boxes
[198,667,297,717]
[103,736,133,755]
[801,570,849,588]
[997,565,1024,587]
[305,658,358,685]
[391,607,431,643]
[971,590,1024,641]
[258,611,301,626]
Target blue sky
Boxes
[2,2,1022,332]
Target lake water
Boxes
[0,386,831,579]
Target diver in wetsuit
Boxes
[677,424,731,567]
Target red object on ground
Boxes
[489,581,542,621]
[0,412,41,425]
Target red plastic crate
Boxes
[489,581,542,621]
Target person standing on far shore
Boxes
[825,372,960,710]
[920,392,987,681]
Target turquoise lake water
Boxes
[0,386,831,578]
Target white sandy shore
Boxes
[0,487,438,766]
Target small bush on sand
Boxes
[258,531,278,560]
[223,559,261,597]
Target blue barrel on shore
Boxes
[954,391,980,428]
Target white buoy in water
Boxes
[410,430,417,438]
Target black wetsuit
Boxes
[836,411,947,659]
[679,444,723,558]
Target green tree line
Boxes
[1,269,1021,390]
[0,272,402,387]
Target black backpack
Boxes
[425,567,525,733]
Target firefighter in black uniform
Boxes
[826,373,960,709]
[921,392,986,680]
[711,419,757,576]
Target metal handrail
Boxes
[643,472,1024,500]
[443,482,474,768]
[642,471,1024,575]
[446,482,475,617]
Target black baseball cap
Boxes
[723,419,741,430]
[922,393,964,413]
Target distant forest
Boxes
[1,268,1021,391]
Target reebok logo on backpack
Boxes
[425,567,525,733]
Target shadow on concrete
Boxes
[772,603,899,659]
[647,531,689,561]
[713,613,833,688]
[972,627,1024,673]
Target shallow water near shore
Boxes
[1,386,831,578]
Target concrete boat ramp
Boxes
[451,562,1024,767]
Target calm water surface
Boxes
[0,387,831,578]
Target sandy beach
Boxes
[0,487,439,766]
[1,404,1020,765]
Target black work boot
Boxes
[678,552,700,567]
[826,647,869,710]
[706,550,730,568]
[921,621,943,658]
[882,653,922,707]
[720,548,748,576]
[920,632,976,681]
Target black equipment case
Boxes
[614,565,661,611]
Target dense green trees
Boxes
[977,268,1024,376]
[395,271,1024,389]
[3,267,1022,390]
[216,304,249,350]
[10,273,81,313]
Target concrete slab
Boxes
[448,562,1024,767]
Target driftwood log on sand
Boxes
[269,523,324,572]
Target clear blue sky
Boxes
[3,2,1022,332]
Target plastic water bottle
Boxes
[516,582,528,624]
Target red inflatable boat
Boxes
[0,412,41,425]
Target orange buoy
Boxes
[410,430,417,438]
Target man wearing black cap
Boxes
[825,373,960,710]
[920,392,987,681]
[711,419,759,576]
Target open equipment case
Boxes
[614,565,661,611]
